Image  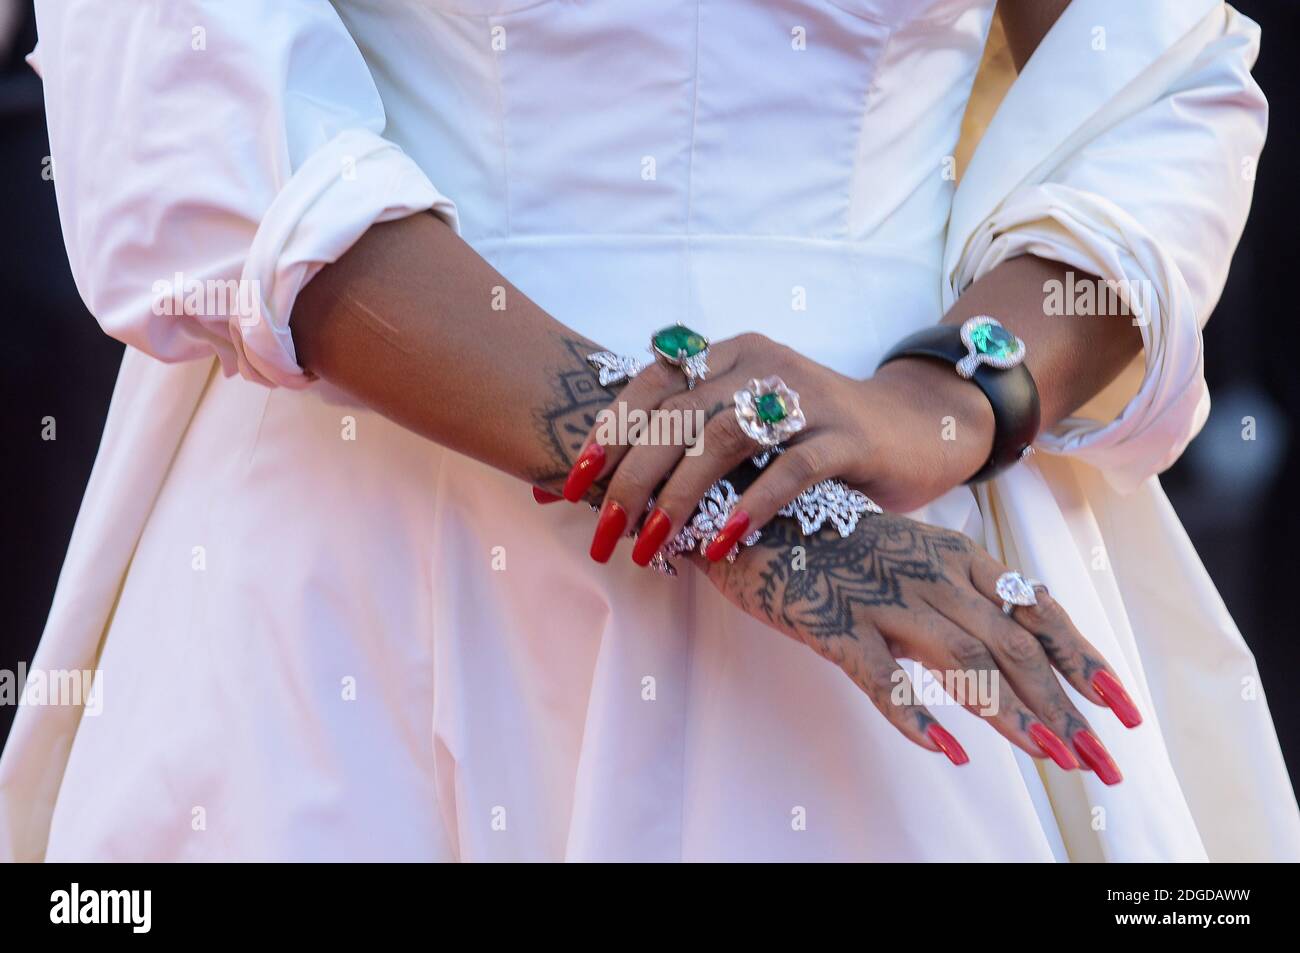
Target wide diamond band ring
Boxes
[734,376,806,448]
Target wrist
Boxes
[866,357,995,487]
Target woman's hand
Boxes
[561,331,999,565]
[689,512,1142,781]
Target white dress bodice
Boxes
[337,0,996,367]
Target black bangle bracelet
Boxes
[877,321,1041,484]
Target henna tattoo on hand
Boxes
[743,515,969,641]
[702,400,729,423]
[530,335,622,486]
[529,338,731,503]
[1034,631,1106,691]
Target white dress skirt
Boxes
[4,0,1298,861]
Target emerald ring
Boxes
[734,376,806,448]
[956,315,1026,379]
[651,324,710,389]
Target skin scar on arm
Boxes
[339,293,406,350]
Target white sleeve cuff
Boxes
[232,127,459,389]
[953,182,1208,493]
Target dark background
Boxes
[2,1,1297,789]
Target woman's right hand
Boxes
[690,512,1143,782]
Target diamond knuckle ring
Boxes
[585,350,646,387]
[734,375,805,449]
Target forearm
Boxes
[290,211,608,490]
[880,0,1144,476]
[943,254,1142,426]
[874,254,1144,483]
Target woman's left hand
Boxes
[563,331,998,565]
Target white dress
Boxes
[4,0,1297,861]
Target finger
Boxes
[930,591,1086,771]
[946,567,1121,783]
[585,358,748,563]
[968,554,1142,728]
[822,624,963,763]
[591,383,736,565]
[891,606,1074,767]
[562,359,679,503]
[641,397,777,563]
[700,438,842,564]
[589,375,729,564]
[562,345,727,503]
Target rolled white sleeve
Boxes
[33,0,457,388]
[951,5,1266,490]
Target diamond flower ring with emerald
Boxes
[733,376,806,449]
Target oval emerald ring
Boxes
[956,315,1026,379]
[651,324,711,389]
[734,376,806,448]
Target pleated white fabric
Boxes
[3,0,1297,861]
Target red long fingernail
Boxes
[926,723,969,766]
[563,443,605,502]
[704,510,750,562]
[533,487,563,504]
[632,508,672,566]
[1092,670,1143,728]
[590,502,627,563]
[1073,730,1122,785]
[1029,723,1079,770]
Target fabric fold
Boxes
[236,128,457,388]
[954,184,1209,491]
[947,1,1266,490]
[32,0,457,390]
